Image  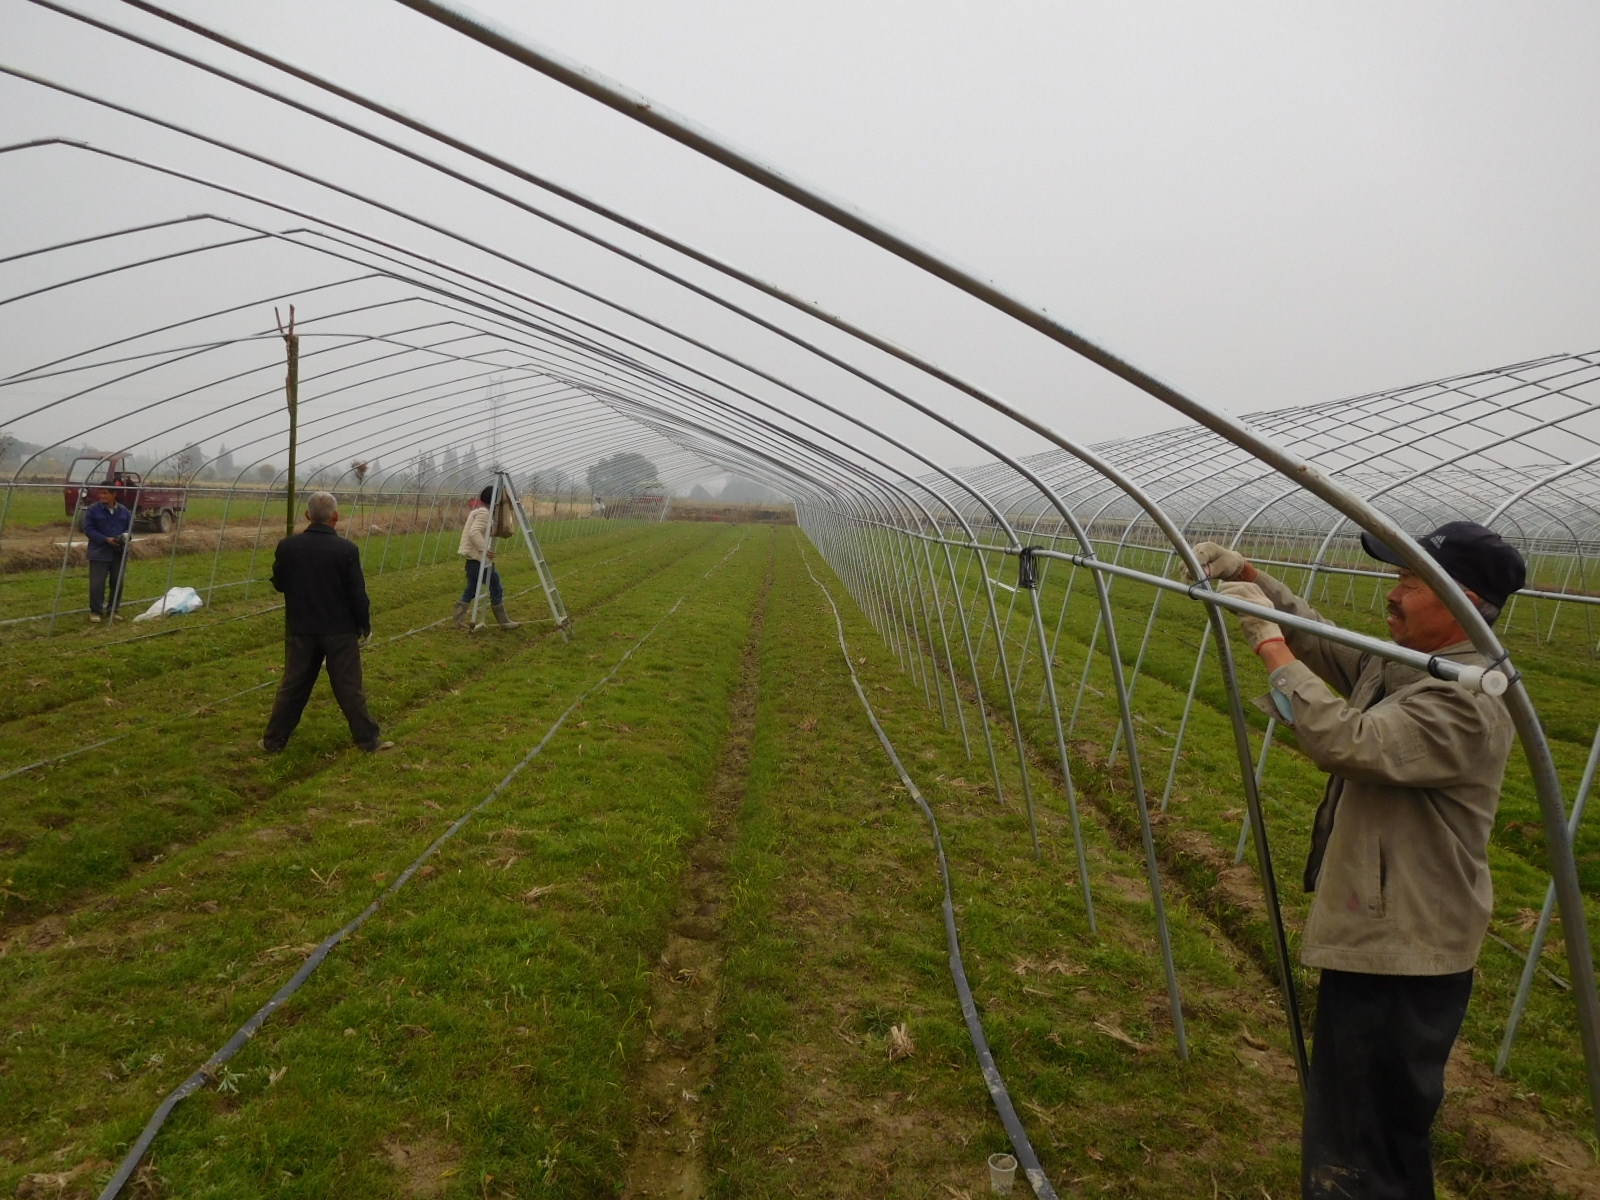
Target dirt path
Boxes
[620,543,773,1198]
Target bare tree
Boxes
[410,451,436,491]
[172,444,199,480]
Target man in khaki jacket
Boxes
[1195,522,1525,1200]
[452,485,520,631]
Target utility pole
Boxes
[277,305,299,538]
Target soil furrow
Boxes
[621,539,773,1199]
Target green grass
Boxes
[893,531,1600,1146]
[708,536,1305,1196]
[2,524,762,1196]
[0,525,1594,1198]
[0,522,719,920]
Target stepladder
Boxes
[467,470,573,641]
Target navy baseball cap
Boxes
[1360,521,1526,609]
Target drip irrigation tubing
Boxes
[799,547,1059,1200]
[3,600,287,659]
[0,598,461,785]
[0,577,259,629]
[1486,931,1571,991]
[95,533,748,1200]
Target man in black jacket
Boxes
[260,492,393,753]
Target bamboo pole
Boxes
[276,304,299,537]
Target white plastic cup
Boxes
[988,1151,1018,1195]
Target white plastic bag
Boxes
[133,586,205,622]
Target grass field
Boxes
[1,525,1597,1198]
[866,531,1600,1172]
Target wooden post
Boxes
[277,305,299,538]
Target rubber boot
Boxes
[451,600,470,630]
[492,604,521,630]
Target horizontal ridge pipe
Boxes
[984,543,1512,695]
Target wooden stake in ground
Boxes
[276,305,299,539]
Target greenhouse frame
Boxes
[3,3,1599,1197]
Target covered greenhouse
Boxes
[3,3,1598,1199]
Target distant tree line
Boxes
[586,452,660,498]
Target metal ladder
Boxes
[468,470,573,641]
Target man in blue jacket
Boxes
[259,492,393,753]
[82,485,132,623]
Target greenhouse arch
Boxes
[3,4,1599,1197]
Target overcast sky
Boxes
[3,0,1598,482]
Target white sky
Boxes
[2,0,1598,482]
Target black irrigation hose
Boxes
[96,534,747,1200]
[799,548,1059,1200]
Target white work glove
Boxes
[1190,544,1260,585]
[1216,581,1284,650]
[1189,541,1255,582]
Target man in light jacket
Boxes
[1196,522,1525,1200]
[453,485,520,631]
[83,485,132,623]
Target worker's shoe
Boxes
[88,613,102,624]
[492,604,521,630]
[451,600,470,630]
[362,740,396,754]
[258,738,283,755]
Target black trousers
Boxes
[88,554,127,616]
[1303,967,1473,1200]
[261,632,380,750]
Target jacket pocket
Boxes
[1372,838,1388,918]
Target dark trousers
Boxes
[1303,968,1473,1200]
[88,554,127,615]
[460,559,504,605]
[262,633,381,750]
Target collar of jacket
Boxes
[1387,638,1482,671]
[1366,639,1486,707]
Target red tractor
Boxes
[64,454,187,534]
